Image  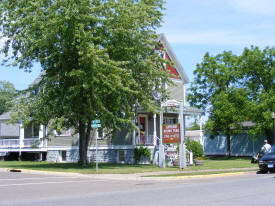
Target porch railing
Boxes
[0,139,20,148]
[136,135,155,146]
[185,149,193,165]
[0,138,43,148]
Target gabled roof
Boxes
[158,33,190,84]
[28,34,190,87]
[28,70,45,88]
[0,112,11,121]
[182,106,204,115]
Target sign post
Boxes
[160,100,186,169]
[159,111,165,168]
[91,120,101,173]
[179,100,186,169]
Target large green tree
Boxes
[187,51,250,156]
[239,46,275,143]
[188,47,275,156]
[0,81,16,115]
[0,0,169,166]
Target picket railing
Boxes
[0,138,43,148]
[136,135,155,146]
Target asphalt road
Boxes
[0,169,275,206]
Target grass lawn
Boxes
[0,157,257,174]
[0,161,179,174]
[183,157,257,171]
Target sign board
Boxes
[91,120,100,124]
[161,99,180,107]
[162,124,180,144]
[91,120,101,128]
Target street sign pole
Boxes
[96,128,98,173]
[91,119,101,173]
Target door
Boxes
[139,116,146,145]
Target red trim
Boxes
[165,53,181,80]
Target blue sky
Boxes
[1,0,275,91]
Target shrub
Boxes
[134,146,151,163]
[185,138,204,159]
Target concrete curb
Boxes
[0,167,258,181]
[0,168,7,172]
[142,171,248,180]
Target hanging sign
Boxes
[162,124,181,144]
[161,99,180,107]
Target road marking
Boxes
[0,179,107,187]
[0,176,80,181]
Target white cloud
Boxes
[226,0,275,16]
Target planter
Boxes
[137,161,150,165]
[137,156,150,165]
[195,159,204,166]
[173,159,180,166]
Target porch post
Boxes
[159,111,165,168]
[39,152,43,161]
[19,121,24,160]
[183,113,187,166]
[179,101,186,169]
[153,113,157,146]
[199,115,203,146]
[39,124,44,148]
[132,115,136,146]
[43,125,47,148]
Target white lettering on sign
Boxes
[162,124,181,143]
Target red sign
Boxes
[162,124,180,144]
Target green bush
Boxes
[134,146,151,163]
[185,138,204,159]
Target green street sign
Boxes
[91,120,100,124]
[91,120,101,128]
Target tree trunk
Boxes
[78,121,91,167]
[226,133,231,157]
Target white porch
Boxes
[0,124,47,150]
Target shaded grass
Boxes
[0,157,257,174]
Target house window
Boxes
[118,150,125,162]
[33,88,39,95]
[32,123,40,138]
[97,128,105,139]
[160,51,165,59]
[54,129,71,137]
[138,116,147,145]
[164,117,177,124]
